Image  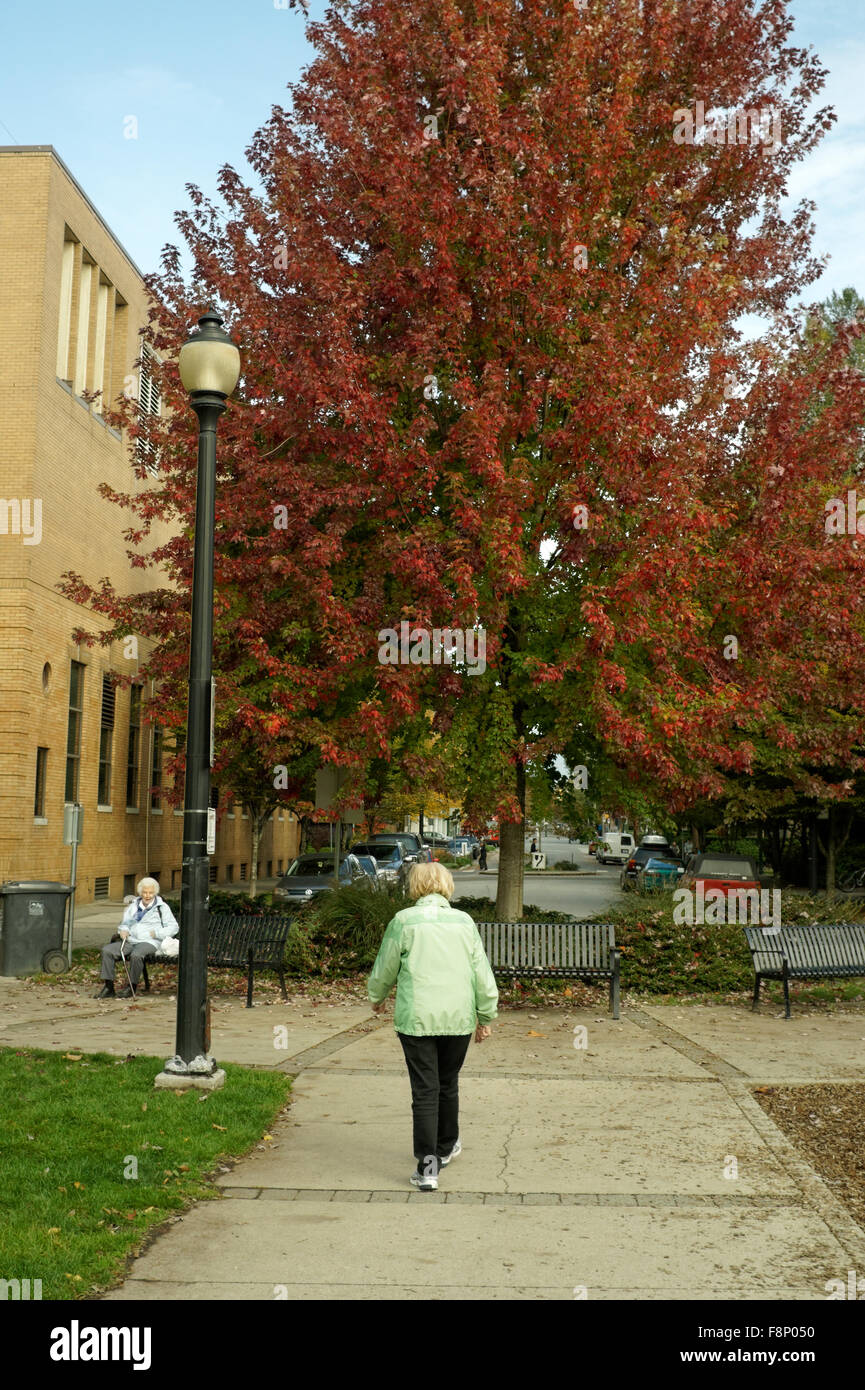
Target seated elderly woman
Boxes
[94,877,179,999]
[367,860,499,1191]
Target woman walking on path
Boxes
[367,861,498,1191]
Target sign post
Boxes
[62,802,83,966]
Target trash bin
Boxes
[0,881,71,976]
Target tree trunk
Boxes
[826,809,836,901]
[495,759,526,919]
[250,812,263,899]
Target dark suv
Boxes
[358,832,430,865]
[349,840,411,889]
[619,836,675,891]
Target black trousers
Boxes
[398,1032,472,1178]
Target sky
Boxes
[2,0,863,306]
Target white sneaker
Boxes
[440,1139,461,1166]
[410,1171,438,1191]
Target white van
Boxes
[596,833,635,865]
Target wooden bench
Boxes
[140,912,294,1007]
[743,923,865,1018]
[476,920,621,1018]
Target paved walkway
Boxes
[2,947,864,1300]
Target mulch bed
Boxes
[752,1084,865,1231]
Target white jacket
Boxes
[120,896,179,946]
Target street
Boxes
[452,837,625,916]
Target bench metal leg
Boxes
[782,962,791,1019]
[277,967,287,1001]
[610,952,621,1020]
[752,974,761,1011]
[246,948,254,1008]
[142,961,150,993]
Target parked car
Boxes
[421,831,450,848]
[348,840,411,889]
[636,856,685,893]
[273,851,368,906]
[354,853,383,890]
[445,836,477,856]
[620,836,674,890]
[357,832,428,865]
[595,832,636,865]
[679,853,760,899]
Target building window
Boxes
[65,661,85,801]
[171,868,180,889]
[56,234,76,383]
[123,874,136,897]
[136,344,161,475]
[173,730,186,804]
[277,859,283,875]
[150,725,162,810]
[74,257,94,398]
[226,864,234,883]
[34,747,48,818]
[126,685,141,807]
[98,674,115,805]
[266,860,272,878]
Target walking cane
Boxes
[119,937,137,1000]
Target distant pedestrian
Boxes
[530,838,538,855]
[478,841,488,871]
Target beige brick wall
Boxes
[0,148,299,901]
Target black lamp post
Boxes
[156,308,240,1091]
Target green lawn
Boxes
[0,1047,290,1299]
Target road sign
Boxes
[63,803,83,845]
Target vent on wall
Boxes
[209,866,217,883]
[240,863,247,881]
[94,876,110,899]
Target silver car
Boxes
[273,852,367,906]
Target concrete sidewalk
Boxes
[2,972,864,1300]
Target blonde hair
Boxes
[408,861,454,901]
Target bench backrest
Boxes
[744,923,865,971]
[476,920,616,969]
[208,913,292,966]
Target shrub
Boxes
[302,881,414,973]
[163,889,274,920]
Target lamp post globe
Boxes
[155,307,239,1093]
[178,308,241,398]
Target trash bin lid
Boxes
[0,881,72,894]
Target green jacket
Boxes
[367,894,499,1036]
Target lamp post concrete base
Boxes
[155,1053,225,1090]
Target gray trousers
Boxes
[100,940,156,983]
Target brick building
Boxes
[0,147,299,903]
